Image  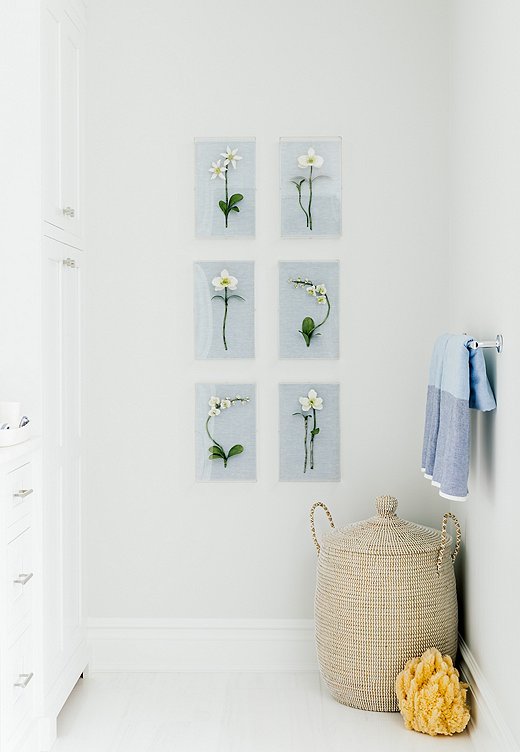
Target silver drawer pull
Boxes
[13,488,33,499]
[62,206,75,217]
[63,257,79,269]
[14,672,34,689]
[14,573,34,586]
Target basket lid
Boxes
[326,495,446,555]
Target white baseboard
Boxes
[459,636,519,751]
[88,618,317,673]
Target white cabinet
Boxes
[0,444,41,752]
[42,0,85,247]
[41,236,87,747]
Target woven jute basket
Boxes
[310,495,461,712]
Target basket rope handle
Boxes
[436,512,462,574]
[310,502,335,556]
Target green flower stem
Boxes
[310,409,317,469]
[303,416,309,473]
[308,166,313,231]
[224,170,229,228]
[222,287,229,351]
[311,294,331,335]
[205,416,227,467]
[298,184,309,227]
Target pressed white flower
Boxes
[299,389,324,412]
[316,284,327,295]
[306,285,317,297]
[208,396,220,407]
[316,296,326,304]
[220,146,242,169]
[208,407,221,417]
[220,399,232,410]
[297,147,324,169]
[211,269,238,291]
[209,160,227,180]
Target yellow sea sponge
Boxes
[395,648,470,736]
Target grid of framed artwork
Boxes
[194,137,342,482]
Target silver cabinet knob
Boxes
[14,573,34,586]
[62,206,75,217]
[14,673,34,689]
[13,488,33,499]
[63,258,79,269]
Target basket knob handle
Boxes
[376,495,398,517]
[310,501,335,556]
[436,512,462,574]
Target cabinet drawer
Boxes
[7,527,34,634]
[6,626,35,742]
[6,462,34,529]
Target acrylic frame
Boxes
[279,261,339,359]
[280,137,342,238]
[279,383,340,482]
[194,261,255,359]
[195,137,256,237]
[195,383,256,482]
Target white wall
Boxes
[0,3,41,425]
[450,0,520,743]
[85,0,450,618]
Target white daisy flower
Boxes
[298,147,324,169]
[208,407,221,417]
[316,296,327,304]
[220,146,242,169]
[299,389,324,412]
[211,269,238,291]
[220,399,232,410]
[209,159,227,180]
[316,284,327,295]
[306,285,317,297]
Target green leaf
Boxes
[299,330,311,347]
[228,294,245,301]
[228,444,244,457]
[208,453,225,460]
[311,428,320,436]
[211,295,225,301]
[291,179,306,189]
[219,200,228,215]
[301,317,315,335]
[208,445,225,457]
[228,193,244,207]
[292,411,303,417]
[229,206,240,212]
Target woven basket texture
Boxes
[311,496,460,712]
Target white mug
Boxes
[0,402,21,427]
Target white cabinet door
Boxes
[42,1,84,245]
[42,236,84,700]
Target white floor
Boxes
[52,672,474,752]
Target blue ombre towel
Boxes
[421,334,496,500]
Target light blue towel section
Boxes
[422,334,496,500]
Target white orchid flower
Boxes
[316,296,327,304]
[208,396,220,408]
[299,389,324,412]
[306,285,317,297]
[297,147,324,169]
[316,284,327,295]
[211,269,238,291]
[220,399,232,410]
[209,160,227,180]
[208,407,221,417]
[220,146,242,169]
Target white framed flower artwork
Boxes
[279,261,339,358]
[280,137,341,238]
[194,261,255,359]
[195,383,256,481]
[195,137,256,237]
[279,383,340,482]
